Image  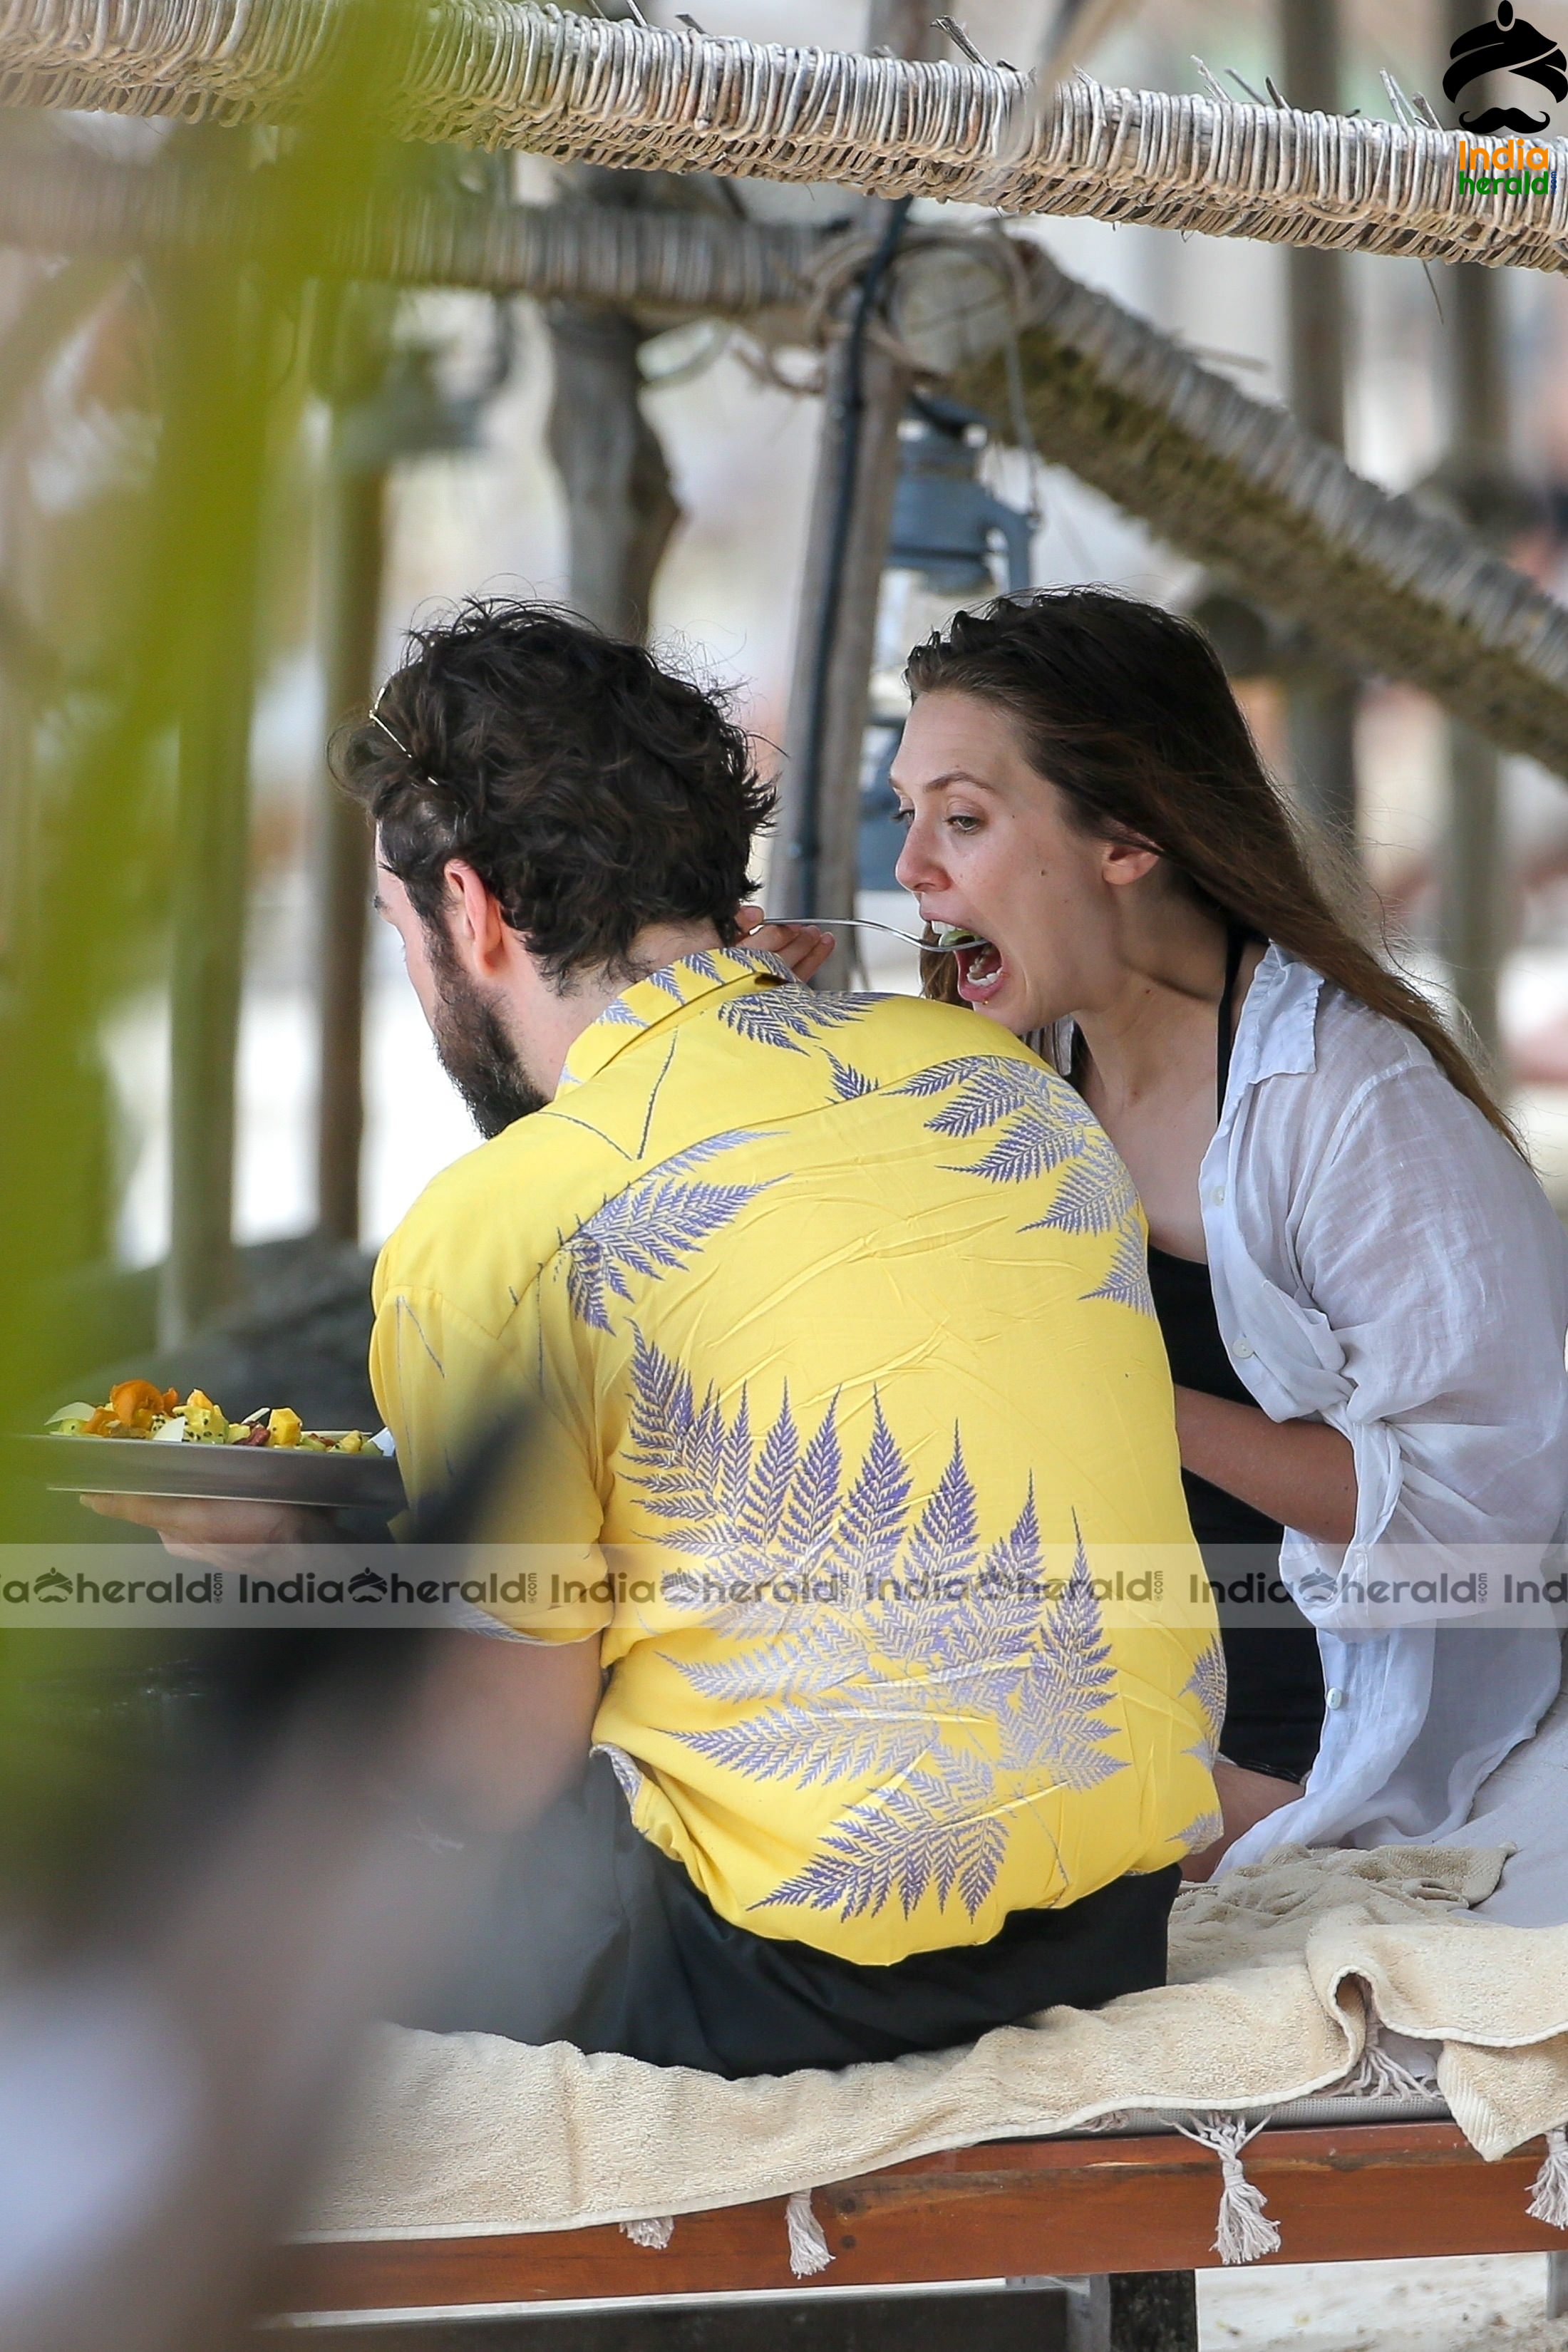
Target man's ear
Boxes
[442,859,510,976]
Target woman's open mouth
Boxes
[936,925,1009,1005]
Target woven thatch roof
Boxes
[1,1,1564,273]
[957,247,1568,779]
[8,133,1567,778]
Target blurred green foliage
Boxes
[0,1,435,1905]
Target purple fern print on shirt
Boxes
[1183,1636,1228,1768]
[622,1331,1127,1922]
[563,1131,775,1333]
[718,984,880,1056]
[895,1055,1154,1314]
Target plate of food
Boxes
[22,1381,404,1512]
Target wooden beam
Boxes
[267,2123,1567,2320]
[0,149,830,319]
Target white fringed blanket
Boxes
[300,1840,1568,2270]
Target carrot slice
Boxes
[110,1378,166,1430]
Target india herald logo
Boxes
[1445,2,1568,134]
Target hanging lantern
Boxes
[887,394,1034,598]
[860,396,1034,891]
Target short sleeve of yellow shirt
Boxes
[372,948,1222,1966]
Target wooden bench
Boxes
[269,2118,1568,2347]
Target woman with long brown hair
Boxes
[761,587,1568,1874]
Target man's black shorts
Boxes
[412,1752,1180,2078]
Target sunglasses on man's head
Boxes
[370,701,453,802]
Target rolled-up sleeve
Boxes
[1291,1063,1568,1619]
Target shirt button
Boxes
[1326,1686,1346,1710]
[1208,1185,1227,1205]
[1234,1337,1254,1360]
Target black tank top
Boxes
[1145,927,1285,1555]
[1143,928,1325,1784]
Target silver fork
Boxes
[756,914,964,953]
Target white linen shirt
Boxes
[1058,944,1568,1868]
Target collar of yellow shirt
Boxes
[557,944,800,1096]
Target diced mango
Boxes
[182,1391,229,1443]
[267,1408,303,1448]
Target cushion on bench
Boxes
[299,1842,1568,2264]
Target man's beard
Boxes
[425,947,547,1140]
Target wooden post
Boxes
[315,458,386,1246]
[868,0,947,55]
[1280,0,1359,852]
[542,135,681,648]
[1281,1,1348,451]
[1444,713,1505,1069]
[1549,2250,1568,2319]
[0,265,116,980]
[546,299,681,641]
[772,1,939,927]
[1439,0,1509,1071]
[163,613,257,1343]
[158,273,267,1346]
[773,319,913,924]
[1074,2270,1200,2351]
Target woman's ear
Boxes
[1100,835,1163,891]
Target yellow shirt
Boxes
[372,947,1222,1965]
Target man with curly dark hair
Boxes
[103,599,1217,2079]
[331,599,1217,2076]
[337,601,780,1136]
